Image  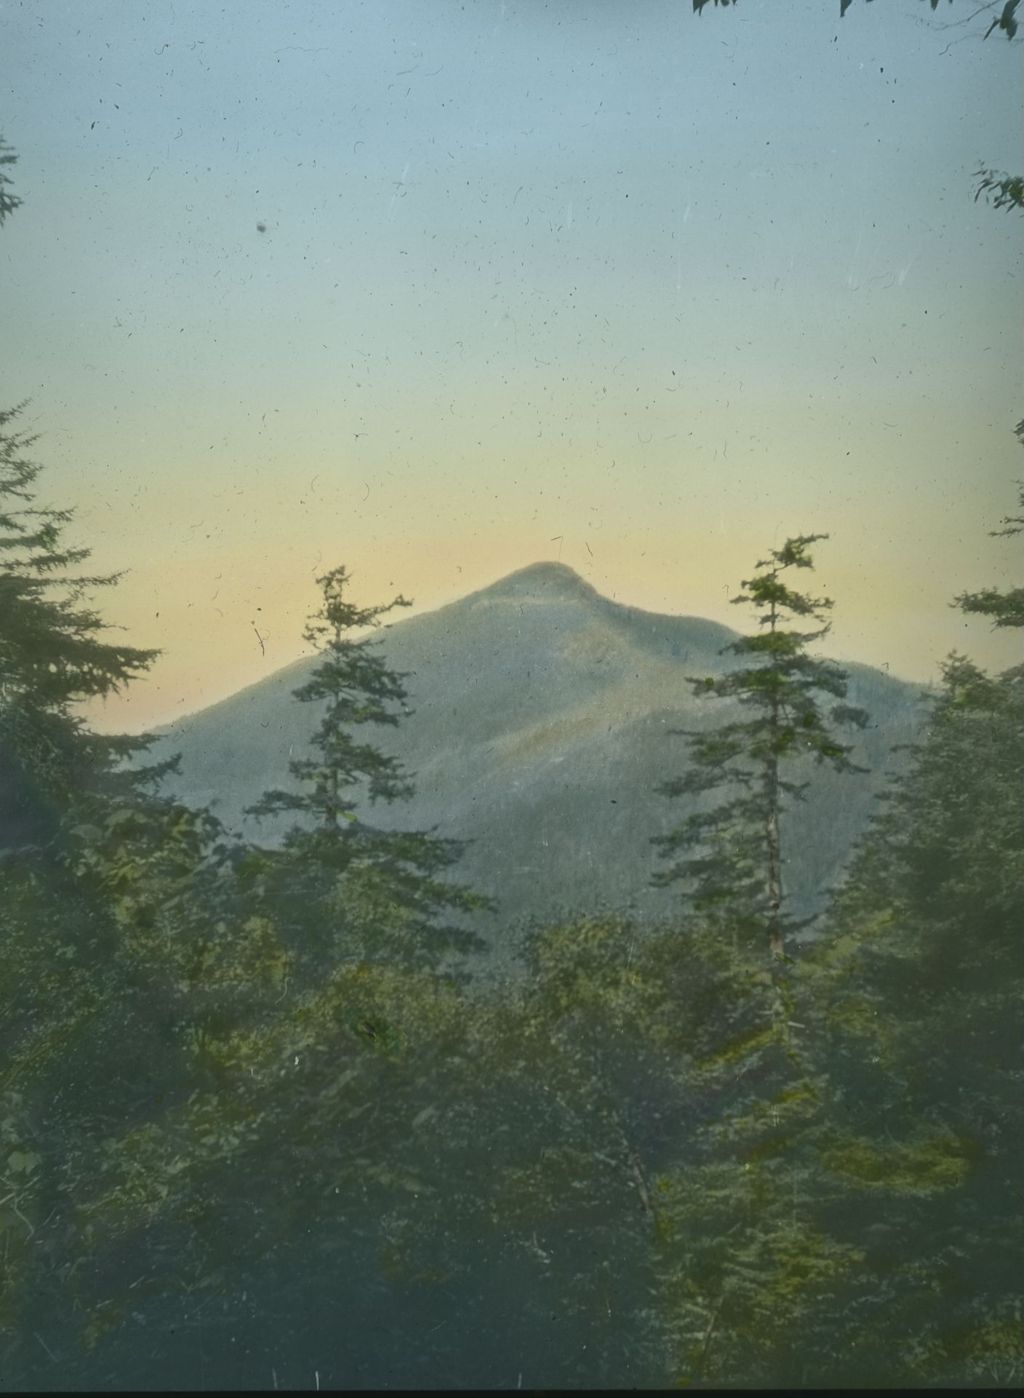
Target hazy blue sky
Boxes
[3,0,1021,730]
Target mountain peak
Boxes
[467,561,599,605]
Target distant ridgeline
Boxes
[150,563,926,956]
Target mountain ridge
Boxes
[150,561,927,963]
[151,561,739,736]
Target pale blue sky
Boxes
[3,0,1021,729]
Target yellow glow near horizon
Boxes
[5,0,1020,737]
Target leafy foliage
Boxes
[975,166,1024,213]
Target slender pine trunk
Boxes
[765,592,784,962]
[324,623,342,833]
[325,734,340,832]
[765,748,783,959]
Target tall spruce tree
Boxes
[248,566,415,838]
[246,565,485,971]
[644,536,876,1385]
[807,462,1024,1384]
[0,134,169,848]
[0,147,252,1358]
[653,534,869,966]
[0,403,170,849]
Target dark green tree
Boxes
[0,404,169,851]
[248,565,414,837]
[0,137,161,834]
[653,535,868,969]
[641,538,881,1385]
[955,422,1024,628]
[0,404,257,1356]
[0,150,269,1365]
[975,167,1024,214]
[808,658,1024,1382]
[803,456,1024,1384]
[0,135,21,227]
[246,565,485,972]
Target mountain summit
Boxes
[462,560,601,605]
[152,564,925,963]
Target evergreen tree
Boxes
[0,160,263,1361]
[653,534,868,967]
[0,403,174,850]
[809,464,1024,1384]
[247,565,414,842]
[0,135,21,227]
[954,420,1024,629]
[0,405,251,1354]
[643,537,878,1385]
[246,565,485,971]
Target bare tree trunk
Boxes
[628,1147,655,1220]
[694,1295,725,1382]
